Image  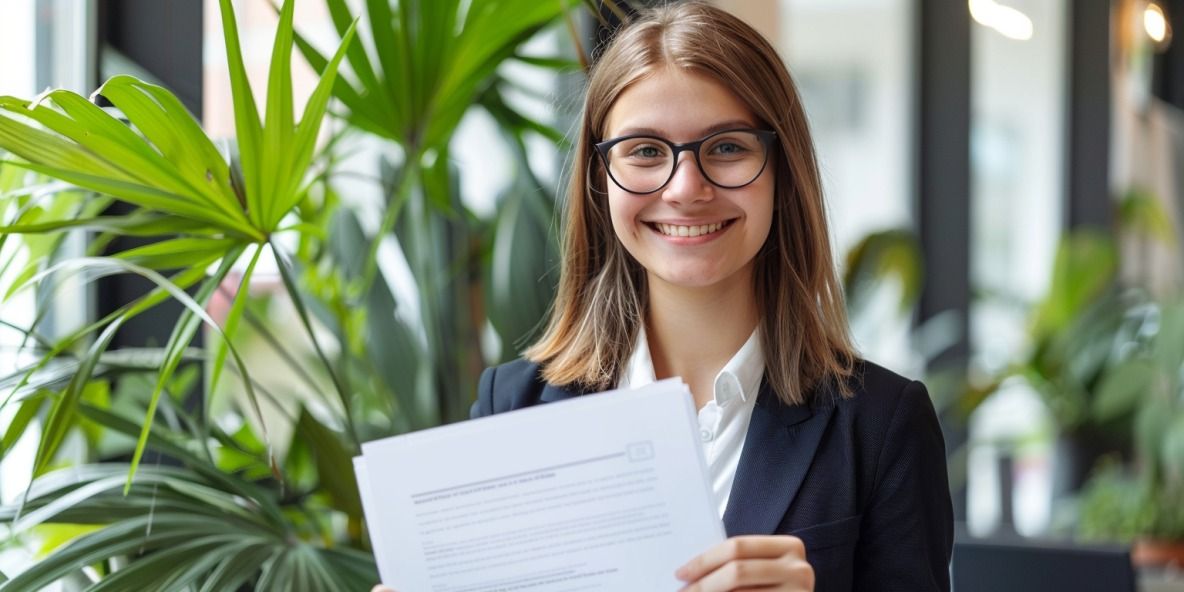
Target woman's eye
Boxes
[711,142,745,155]
[629,145,663,158]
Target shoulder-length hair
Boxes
[524,1,856,405]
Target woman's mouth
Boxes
[646,219,735,238]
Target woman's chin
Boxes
[647,268,730,291]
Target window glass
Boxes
[967,0,1066,537]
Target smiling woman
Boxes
[601,68,776,297]
[375,2,954,591]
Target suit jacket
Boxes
[472,359,954,592]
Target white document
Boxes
[355,379,725,591]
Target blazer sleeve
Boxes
[854,380,954,592]
[471,366,496,419]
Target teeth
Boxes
[655,222,724,237]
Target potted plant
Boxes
[1078,295,1184,566]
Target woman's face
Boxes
[601,67,775,293]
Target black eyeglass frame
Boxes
[593,128,778,195]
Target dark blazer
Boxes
[473,359,954,592]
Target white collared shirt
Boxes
[618,325,764,518]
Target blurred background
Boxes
[0,0,1182,590]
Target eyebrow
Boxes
[610,119,759,139]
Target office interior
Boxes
[0,0,1182,590]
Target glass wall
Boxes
[966,0,1066,537]
[0,0,39,510]
[0,0,95,505]
[970,0,1065,373]
[0,2,95,583]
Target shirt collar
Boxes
[718,327,764,405]
[619,324,765,406]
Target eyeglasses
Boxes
[594,128,777,195]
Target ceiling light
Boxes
[969,0,1034,41]
[1144,1,1173,51]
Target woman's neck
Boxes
[644,272,759,406]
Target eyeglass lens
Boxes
[602,130,769,194]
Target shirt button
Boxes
[700,429,713,442]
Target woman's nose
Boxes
[661,153,713,204]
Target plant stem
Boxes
[270,242,358,449]
[358,150,419,300]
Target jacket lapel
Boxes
[722,379,836,536]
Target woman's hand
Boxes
[675,535,814,592]
[371,587,395,592]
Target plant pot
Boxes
[1132,538,1184,568]
[1053,425,1132,499]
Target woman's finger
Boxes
[678,556,812,592]
[371,586,396,592]
[676,535,805,582]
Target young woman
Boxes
[378,2,952,591]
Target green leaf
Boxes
[1092,359,1154,422]
[427,0,564,148]
[295,408,362,520]
[479,82,567,146]
[365,0,409,135]
[2,262,215,414]
[270,19,358,229]
[78,379,110,448]
[126,250,241,492]
[1,93,200,202]
[33,316,124,476]
[9,160,254,236]
[0,513,252,592]
[91,538,243,592]
[290,26,387,136]
[1153,301,1184,373]
[1,389,47,460]
[0,88,259,238]
[1161,416,1184,486]
[259,0,298,228]
[0,213,212,236]
[198,544,276,592]
[0,103,131,179]
[218,0,264,226]
[77,406,284,522]
[1136,402,1174,483]
[272,244,356,444]
[303,0,393,130]
[112,236,240,269]
[487,176,558,359]
[1033,232,1117,338]
[330,208,424,430]
[94,77,243,220]
[11,473,131,535]
[1119,187,1176,246]
[512,54,583,69]
[208,245,263,401]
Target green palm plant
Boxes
[0,0,372,588]
[0,0,356,489]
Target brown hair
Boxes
[524,1,856,405]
